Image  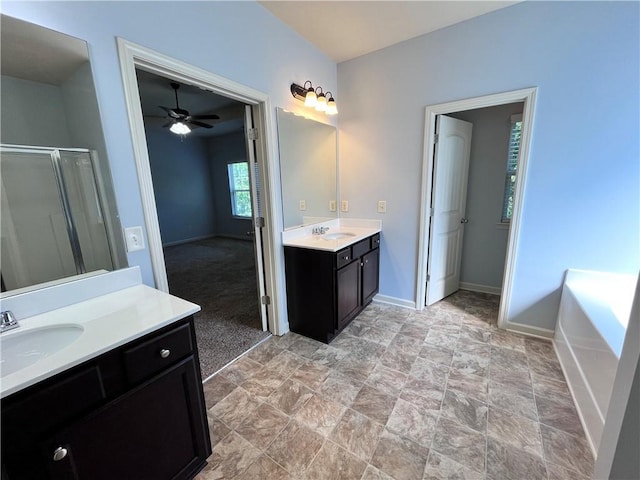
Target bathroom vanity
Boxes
[0,268,211,480]
[283,221,381,343]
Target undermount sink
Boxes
[322,232,356,240]
[1,324,84,377]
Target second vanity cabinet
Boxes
[284,233,380,343]
[1,316,211,480]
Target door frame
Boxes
[416,87,537,329]
[116,38,282,334]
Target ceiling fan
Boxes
[158,82,220,133]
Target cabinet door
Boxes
[43,357,210,480]
[361,248,380,306]
[336,260,360,331]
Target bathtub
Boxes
[554,269,637,454]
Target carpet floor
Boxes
[163,237,270,379]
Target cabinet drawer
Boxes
[371,233,381,249]
[3,366,105,443]
[352,238,371,259]
[123,323,193,385]
[336,247,353,269]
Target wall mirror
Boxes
[0,14,126,296]
[276,108,337,230]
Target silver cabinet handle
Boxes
[460,218,469,224]
[53,447,68,462]
[160,349,171,359]
[344,256,349,260]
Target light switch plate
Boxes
[377,200,387,213]
[299,200,307,211]
[329,200,337,212]
[124,226,145,252]
[341,200,349,212]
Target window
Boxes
[501,115,522,223]
[227,162,252,218]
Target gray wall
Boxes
[450,102,523,292]
[145,128,217,245]
[206,132,253,238]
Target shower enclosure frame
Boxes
[0,144,120,291]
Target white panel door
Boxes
[425,115,473,305]
[244,105,268,331]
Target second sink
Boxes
[322,232,356,240]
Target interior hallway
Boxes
[196,290,591,479]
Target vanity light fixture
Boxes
[169,121,191,135]
[290,81,338,115]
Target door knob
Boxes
[460,218,469,224]
[53,446,68,462]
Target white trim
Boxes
[503,320,554,339]
[416,87,538,333]
[554,322,600,455]
[373,294,417,310]
[116,38,284,336]
[459,282,502,296]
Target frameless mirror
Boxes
[276,108,337,230]
[0,15,126,296]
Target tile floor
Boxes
[195,291,594,480]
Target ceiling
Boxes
[260,1,520,63]
[136,69,246,138]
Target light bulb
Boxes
[304,90,317,107]
[326,98,338,115]
[315,94,327,112]
[170,122,191,135]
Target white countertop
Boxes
[1,270,199,398]
[282,218,382,252]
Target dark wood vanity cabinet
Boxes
[285,233,380,343]
[1,316,211,480]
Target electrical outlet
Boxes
[341,200,349,212]
[299,200,306,211]
[377,200,387,213]
[329,200,337,212]
[124,226,145,252]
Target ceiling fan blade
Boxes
[190,114,220,120]
[188,120,213,129]
[159,106,180,119]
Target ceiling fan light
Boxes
[170,122,191,135]
[304,89,317,107]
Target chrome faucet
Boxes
[312,226,331,235]
[0,310,19,333]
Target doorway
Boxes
[135,69,270,377]
[117,39,283,378]
[416,88,537,330]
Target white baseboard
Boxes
[373,294,417,310]
[460,282,502,295]
[501,320,554,339]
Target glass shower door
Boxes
[58,150,113,274]
[0,146,113,291]
[0,148,78,290]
